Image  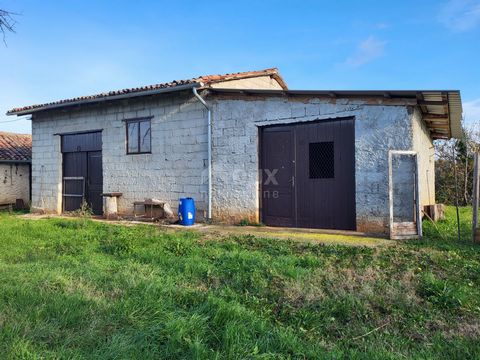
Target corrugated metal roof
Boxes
[448,92,463,139]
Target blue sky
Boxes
[1,0,479,134]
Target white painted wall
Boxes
[412,107,435,206]
[0,163,30,205]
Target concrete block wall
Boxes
[0,163,30,205]
[31,123,62,213]
[31,92,208,216]
[210,95,414,234]
[30,90,434,234]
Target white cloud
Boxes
[438,0,480,32]
[345,36,387,67]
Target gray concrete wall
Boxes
[31,92,208,216]
[210,95,415,233]
[0,163,30,205]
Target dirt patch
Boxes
[444,318,480,339]
[17,213,391,247]
[282,265,422,310]
[190,225,391,247]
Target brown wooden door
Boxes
[62,132,103,215]
[295,119,356,230]
[63,152,87,212]
[260,119,355,230]
[87,151,103,215]
[261,126,295,226]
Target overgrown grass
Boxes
[417,206,474,247]
[0,208,479,359]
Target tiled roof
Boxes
[0,132,32,162]
[197,68,287,89]
[7,68,286,115]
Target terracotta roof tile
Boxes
[0,132,32,162]
[7,79,197,115]
[196,68,285,87]
[7,68,286,115]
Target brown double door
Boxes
[261,118,355,230]
[62,131,103,215]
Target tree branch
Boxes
[0,9,17,45]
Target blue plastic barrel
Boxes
[178,197,195,226]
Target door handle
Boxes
[291,176,295,187]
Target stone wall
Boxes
[0,163,30,206]
[30,90,434,235]
[31,91,208,216]
[210,95,415,233]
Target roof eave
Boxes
[447,91,463,139]
[0,159,31,164]
[209,88,463,140]
[208,88,461,97]
[7,83,201,116]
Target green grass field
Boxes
[0,207,479,359]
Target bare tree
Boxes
[435,123,480,206]
[0,9,16,44]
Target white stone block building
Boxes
[7,68,462,237]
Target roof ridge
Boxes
[196,68,287,89]
[0,131,31,137]
[196,68,279,81]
